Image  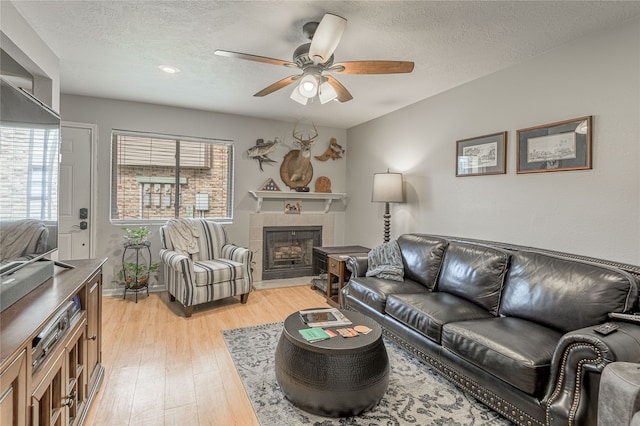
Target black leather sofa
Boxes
[341,234,640,426]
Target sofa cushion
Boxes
[441,317,562,397]
[346,276,430,314]
[500,251,639,332]
[397,234,448,290]
[436,242,510,315]
[386,292,493,344]
[193,259,245,287]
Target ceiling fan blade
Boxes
[253,75,300,97]
[330,61,415,74]
[325,75,353,102]
[309,14,347,64]
[214,50,297,68]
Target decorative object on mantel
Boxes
[456,131,507,177]
[295,186,310,192]
[517,116,592,174]
[284,201,302,214]
[315,138,344,161]
[280,123,317,189]
[249,190,346,213]
[259,178,281,191]
[372,169,404,243]
[247,138,280,171]
[315,176,332,193]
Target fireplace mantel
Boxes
[249,190,346,213]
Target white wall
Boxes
[60,95,348,291]
[346,18,640,265]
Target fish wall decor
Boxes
[247,137,280,171]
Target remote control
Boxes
[608,312,640,324]
[594,322,619,335]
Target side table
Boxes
[327,254,356,305]
[311,245,369,306]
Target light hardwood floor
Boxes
[84,284,328,425]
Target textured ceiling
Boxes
[11,1,640,129]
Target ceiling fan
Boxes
[214,13,415,105]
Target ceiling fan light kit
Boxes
[214,12,414,105]
[319,80,338,104]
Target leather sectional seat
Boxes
[342,234,640,426]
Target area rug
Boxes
[223,322,513,426]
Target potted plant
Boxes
[122,226,151,246]
[118,261,158,288]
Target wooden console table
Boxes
[0,258,106,426]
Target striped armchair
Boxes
[159,219,253,317]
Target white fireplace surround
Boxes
[250,213,335,282]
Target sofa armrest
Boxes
[221,244,253,266]
[160,248,195,284]
[346,255,369,278]
[543,322,640,425]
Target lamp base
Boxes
[382,202,391,243]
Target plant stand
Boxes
[121,241,151,303]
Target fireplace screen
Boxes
[263,226,322,280]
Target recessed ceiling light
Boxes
[158,65,180,74]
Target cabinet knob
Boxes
[88,334,97,341]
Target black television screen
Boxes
[0,78,60,277]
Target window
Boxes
[111,131,234,222]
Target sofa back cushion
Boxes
[397,234,448,290]
[500,251,639,332]
[436,242,509,315]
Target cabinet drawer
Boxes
[328,258,341,274]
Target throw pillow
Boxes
[366,240,404,282]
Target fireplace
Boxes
[263,226,322,280]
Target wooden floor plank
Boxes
[83,283,327,424]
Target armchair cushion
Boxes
[193,259,245,287]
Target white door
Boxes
[58,124,93,260]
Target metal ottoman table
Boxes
[275,308,389,417]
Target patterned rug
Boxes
[223,322,513,426]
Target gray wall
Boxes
[346,17,640,265]
[60,95,348,292]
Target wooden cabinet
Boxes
[31,348,66,426]
[84,271,102,410]
[0,259,106,426]
[0,350,27,426]
[31,315,88,426]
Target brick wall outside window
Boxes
[112,132,233,221]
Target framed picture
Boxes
[284,200,301,214]
[456,131,507,177]
[516,116,592,174]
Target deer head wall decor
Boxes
[280,123,318,189]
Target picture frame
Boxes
[516,116,592,174]
[284,200,301,214]
[456,131,507,177]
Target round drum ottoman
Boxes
[275,308,389,417]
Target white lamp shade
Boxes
[319,80,338,104]
[297,73,318,98]
[290,86,309,105]
[372,172,404,203]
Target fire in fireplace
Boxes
[263,226,322,280]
